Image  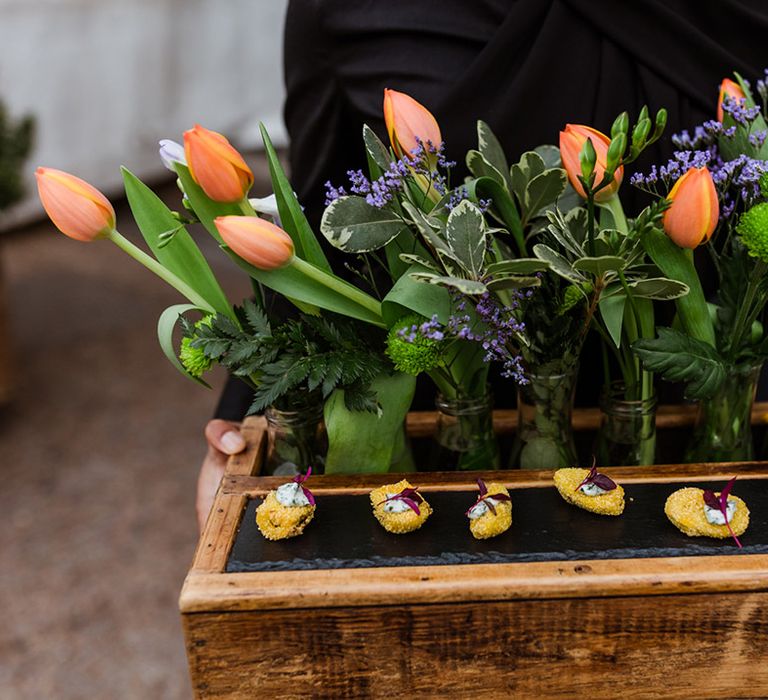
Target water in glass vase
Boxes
[509,366,578,469]
[684,360,763,463]
[430,393,499,471]
[264,402,327,476]
[594,382,657,466]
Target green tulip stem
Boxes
[238,198,257,217]
[106,228,213,311]
[600,195,629,235]
[290,256,385,324]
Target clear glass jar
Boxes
[264,403,327,476]
[509,365,578,469]
[594,383,657,466]
[684,360,762,463]
[431,392,499,471]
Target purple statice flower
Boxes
[721,96,761,126]
[324,181,348,206]
[749,130,768,148]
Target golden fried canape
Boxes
[466,479,512,540]
[553,466,625,516]
[370,479,432,534]
[665,483,749,544]
[255,470,316,541]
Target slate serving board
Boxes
[226,479,768,573]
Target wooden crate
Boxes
[180,411,768,699]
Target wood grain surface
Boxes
[182,411,768,698]
[183,591,768,699]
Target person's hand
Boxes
[196,419,246,532]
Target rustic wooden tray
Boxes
[180,410,768,699]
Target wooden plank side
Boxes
[406,402,768,437]
[222,461,768,498]
[224,416,266,476]
[179,554,768,613]
[189,493,247,573]
[182,591,768,699]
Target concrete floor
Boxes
[0,165,260,698]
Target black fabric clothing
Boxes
[215,0,768,421]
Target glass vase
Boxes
[594,383,657,466]
[431,392,499,471]
[684,360,762,463]
[509,365,578,469]
[264,403,327,476]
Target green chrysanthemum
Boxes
[386,314,444,376]
[737,202,768,263]
[180,316,214,378]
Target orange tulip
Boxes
[717,78,746,123]
[559,124,623,202]
[183,125,254,202]
[383,88,442,159]
[215,216,294,270]
[662,167,719,249]
[35,167,115,242]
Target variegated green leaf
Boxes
[321,196,405,252]
[445,199,486,278]
[410,271,488,295]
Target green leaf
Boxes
[510,151,546,203]
[599,294,626,347]
[572,255,626,276]
[320,196,405,252]
[466,149,506,187]
[633,327,726,399]
[157,304,211,387]
[410,271,487,295]
[363,124,392,172]
[533,243,584,283]
[224,248,385,327]
[627,277,689,300]
[382,265,451,326]
[486,274,541,291]
[445,200,486,278]
[463,177,526,255]
[477,121,512,188]
[398,253,440,272]
[524,169,566,221]
[324,372,416,473]
[486,259,550,276]
[533,144,561,169]
[122,168,232,318]
[259,123,331,271]
[640,226,715,346]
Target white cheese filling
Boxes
[382,493,412,513]
[275,481,310,507]
[579,482,608,496]
[467,497,500,519]
[704,499,736,525]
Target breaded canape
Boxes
[554,466,625,516]
[466,479,512,540]
[370,479,432,534]
[256,470,316,541]
[665,486,749,541]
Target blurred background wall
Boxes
[0,0,288,230]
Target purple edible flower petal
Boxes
[293,467,315,506]
[574,464,617,493]
[378,486,425,515]
[703,476,742,548]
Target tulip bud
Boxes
[183,125,254,203]
[215,216,294,270]
[559,124,623,201]
[35,167,115,242]
[717,78,746,123]
[383,88,442,159]
[662,167,719,249]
